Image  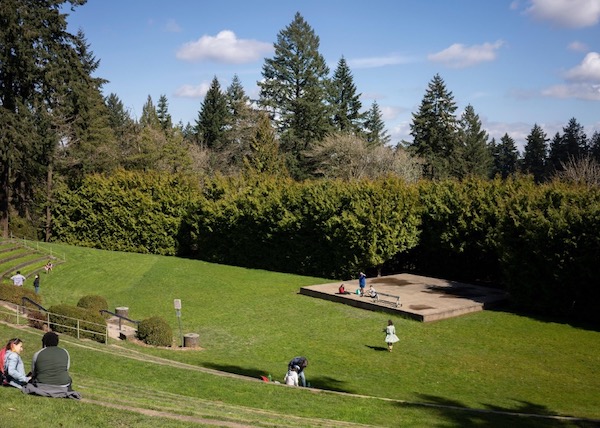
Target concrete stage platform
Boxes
[299,273,508,322]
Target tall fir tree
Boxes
[196,76,229,150]
[258,12,331,178]
[225,74,258,165]
[491,133,519,179]
[140,95,160,129]
[156,94,173,134]
[243,112,286,177]
[590,131,600,164]
[409,74,459,179]
[456,104,491,178]
[328,56,363,134]
[521,124,548,183]
[362,101,390,147]
[549,117,588,172]
[57,30,117,183]
[0,0,88,237]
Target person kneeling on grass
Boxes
[22,332,81,399]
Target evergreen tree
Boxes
[549,118,587,172]
[243,112,286,176]
[196,76,229,150]
[409,74,459,179]
[0,0,87,237]
[258,12,331,178]
[363,101,390,147]
[57,30,117,182]
[140,95,160,129]
[329,56,363,133]
[521,124,548,183]
[491,133,519,179]
[156,94,173,134]
[590,131,600,164]
[456,104,491,178]
[225,74,258,164]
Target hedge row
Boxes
[51,173,600,322]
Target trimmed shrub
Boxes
[0,283,42,306]
[77,295,109,317]
[48,304,106,343]
[27,309,48,330]
[137,316,173,347]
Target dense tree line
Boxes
[49,172,600,323]
[2,3,599,323]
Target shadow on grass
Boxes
[365,344,388,352]
[399,394,599,428]
[201,363,354,393]
[308,375,353,393]
[489,305,600,333]
[203,363,267,380]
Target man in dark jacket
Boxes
[288,356,308,387]
[22,332,80,399]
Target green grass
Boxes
[0,241,599,427]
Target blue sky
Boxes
[64,0,600,151]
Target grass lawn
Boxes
[1,241,599,427]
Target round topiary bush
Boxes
[137,316,173,347]
[77,295,109,317]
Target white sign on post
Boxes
[174,299,182,310]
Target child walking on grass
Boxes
[384,320,400,352]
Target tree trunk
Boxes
[1,165,10,238]
[45,163,53,242]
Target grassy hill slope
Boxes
[0,241,598,427]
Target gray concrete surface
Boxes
[299,273,508,322]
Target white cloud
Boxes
[564,52,600,82]
[165,19,182,33]
[428,40,504,68]
[174,82,212,98]
[568,41,588,52]
[348,55,414,69]
[176,30,272,64]
[541,83,600,100]
[525,0,600,28]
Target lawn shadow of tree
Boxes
[201,364,354,393]
[395,394,596,428]
[203,363,266,380]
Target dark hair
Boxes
[42,331,59,347]
[5,338,23,350]
[388,320,394,326]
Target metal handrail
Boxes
[21,296,48,312]
[100,309,140,332]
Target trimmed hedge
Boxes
[49,171,600,323]
[137,316,173,347]
[0,283,42,307]
[77,295,109,317]
[48,304,107,343]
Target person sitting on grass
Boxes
[22,332,80,399]
[3,338,31,389]
[44,261,53,273]
[284,365,300,386]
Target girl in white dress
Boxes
[284,365,299,386]
[384,320,400,352]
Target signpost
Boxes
[174,299,183,347]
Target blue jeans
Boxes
[298,371,306,387]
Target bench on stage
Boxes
[373,291,401,308]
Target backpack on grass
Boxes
[0,347,8,386]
